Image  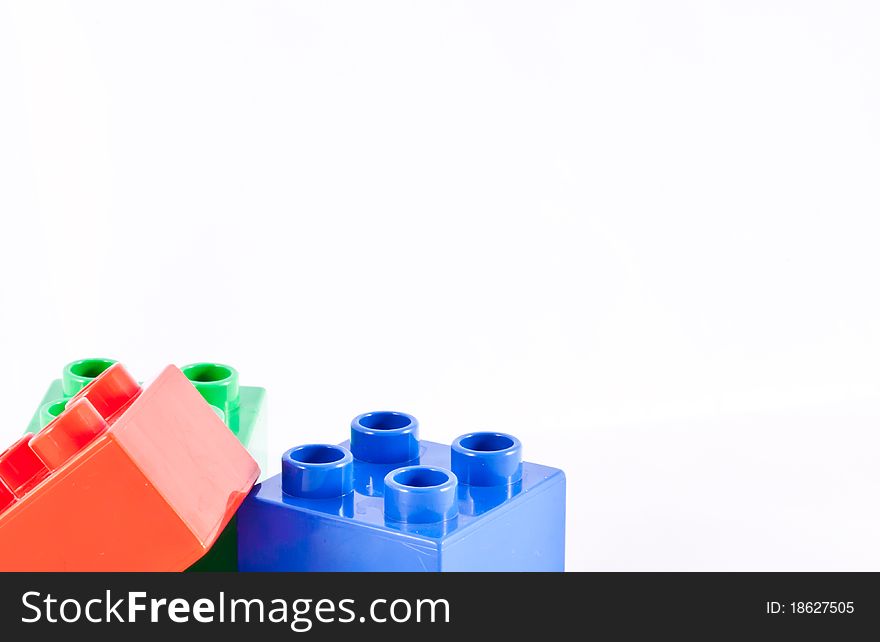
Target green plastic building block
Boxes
[25,359,268,572]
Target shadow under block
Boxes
[237,412,565,571]
[0,363,259,571]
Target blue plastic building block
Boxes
[237,411,565,571]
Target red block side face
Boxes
[0,363,259,570]
[0,437,201,571]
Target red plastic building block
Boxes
[0,363,259,570]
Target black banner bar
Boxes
[0,572,876,638]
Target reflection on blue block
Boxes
[237,411,566,571]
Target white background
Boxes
[1,1,879,571]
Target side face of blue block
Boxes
[237,439,565,571]
[442,473,565,571]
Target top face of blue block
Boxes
[248,438,564,545]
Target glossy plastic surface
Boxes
[238,417,566,572]
[350,411,419,464]
[38,399,68,429]
[0,480,12,514]
[451,432,523,486]
[181,363,239,429]
[180,362,268,475]
[181,362,267,572]
[384,465,459,524]
[24,360,267,571]
[63,358,117,397]
[282,444,353,499]
[26,358,117,432]
[0,363,259,571]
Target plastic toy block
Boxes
[25,358,117,433]
[237,411,566,572]
[23,360,267,572]
[0,363,259,571]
